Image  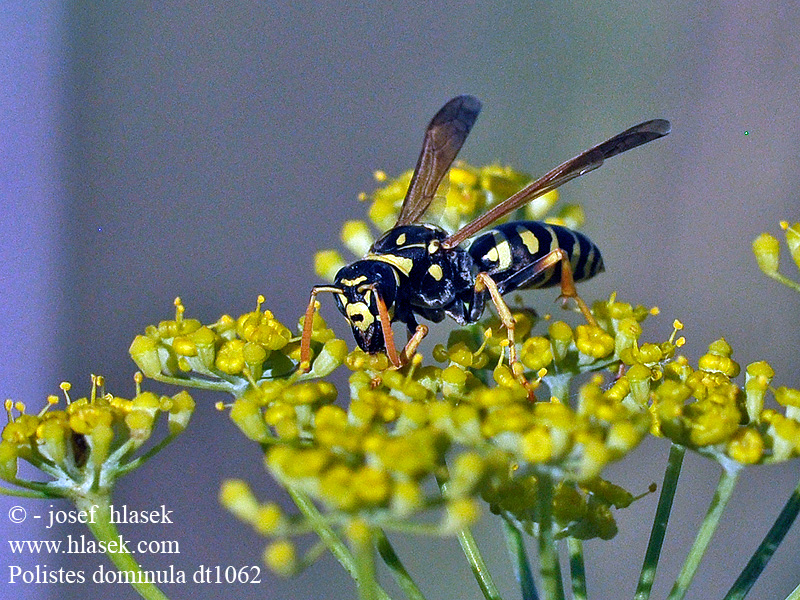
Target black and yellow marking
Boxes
[468,221,604,294]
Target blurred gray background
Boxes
[2,2,800,599]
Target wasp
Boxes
[300,95,669,379]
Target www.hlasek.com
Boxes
[5,503,263,585]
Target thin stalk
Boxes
[0,485,50,498]
[375,530,428,600]
[116,433,180,476]
[633,443,685,600]
[457,526,504,600]
[77,497,170,600]
[723,475,800,600]
[536,473,565,600]
[352,526,379,600]
[765,271,800,294]
[567,537,587,600]
[666,466,740,600]
[286,487,356,575]
[436,472,501,600]
[785,581,800,600]
[287,487,393,600]
[502,519,539,600]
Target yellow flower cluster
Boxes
[753,221,800,294]
[214,294,670,548]
[315,162,582,279]
[129,297,348,392]
[0,375,194,495]
[651,339,800,465]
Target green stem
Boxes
[376,530,428,600]
[567,537,587,600]
[502,519,538,600]
[286,487,356,576]
[116,433,180,476]
[785,581,800,600]
[536,473,565,600]
[0,485,51,498]
[149,373,235,394]
[634,443,685,600]
[723,475,800,600]
[286,487,392,600]
[766,271,800,294]
[352,526,379,600]
[76,496,170,600]
[667,466,740,600]
[457,526,503,600]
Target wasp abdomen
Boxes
[467,221,604,292]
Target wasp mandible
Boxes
[300,96,670,376]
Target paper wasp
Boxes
[300,95,669,378]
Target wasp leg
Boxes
[499,249,597,326]
[372,289,402,368]
[399,324,429,366]
[369,292,420,389]
[474,273,535,396]
[544,248,597,326]
[372,324,429,387]
[299,285,340,372]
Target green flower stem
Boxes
[567,537,587,600]
[764,271,800,294]
[352,527,379,600]
[457,526,503,600]
[0,484,51,498]
[76,496,169,600]
[502,519,538,600]
[634,443,685,600]
[723,474,800,600]
[286,487,392,600]
[376,530,428,600]
[536,473,565,600]
[786,581,800,600]
[116,433,179,477]
[286,488,354,573]
[149,372,235,394]
[667,466,740,600]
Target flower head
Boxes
[1,375,194,497]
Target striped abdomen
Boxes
[467,221,604,293]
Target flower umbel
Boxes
[1,374,194,498]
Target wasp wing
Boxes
[442,119,671,248]
[394,95,482,226]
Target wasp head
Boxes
[332,260,399,354]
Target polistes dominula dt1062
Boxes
[300,96,669,381]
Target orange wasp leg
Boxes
[372,290,402,368]
[474,272,534,395]
[527,248,598,326]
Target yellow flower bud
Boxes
[128,335,162,378]
[264,540,297,577]
[752,232,780,275]
[314,249,346,281]
[520,336,553,371]
[229,398,270,442]
[728,427,764,464]
[219,479,260,523]
[341,220,374,257]
[783,221,800,270]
